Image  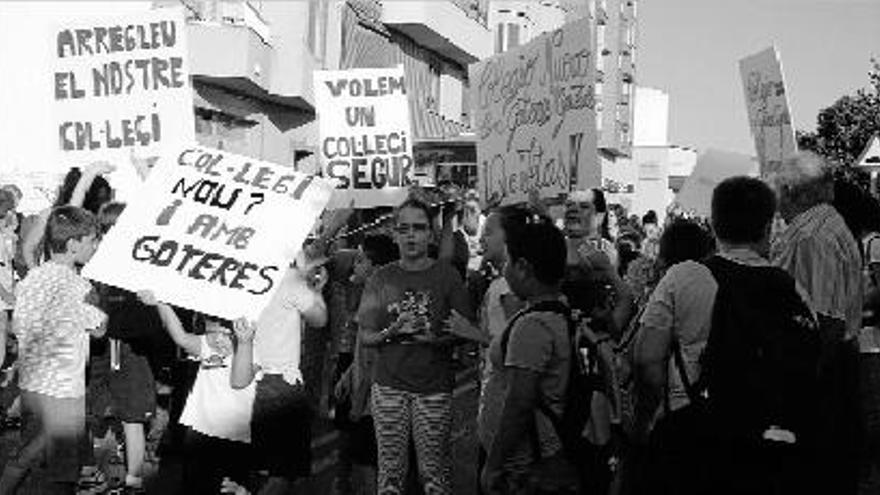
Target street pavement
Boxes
[0,367,482,495]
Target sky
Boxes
[637,0,880,155]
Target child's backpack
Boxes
[499,300,601,465]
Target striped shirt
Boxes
[771,204,863,338]
[13,262,105,398]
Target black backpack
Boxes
[696,256,821,443]
[500,300,599,464]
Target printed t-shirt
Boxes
[357,261,472,394]
[180,336,257,443]
[14,262,105,398]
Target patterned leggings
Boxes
[371,383,453,495]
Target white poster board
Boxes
[314,66,413,209]
[82,145,334,320]
[739,47,797,177]
[673,149,759,217]
[51,8,195,199]
[470,17,598,206]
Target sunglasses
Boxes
[394,223,430,234]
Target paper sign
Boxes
[673,149,759,217]
[857,134,880,168]
[314,66,413,209]
[81,145,334,320]
[51,8,195,199]
[739,47,797,177]
[470,18,599,206]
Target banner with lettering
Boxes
[470,17,598,206]
[739,47,797,177]
[51,8,195,198]
[314,66,413,209]
[82,145,334,321]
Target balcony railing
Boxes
[176,0,271,44]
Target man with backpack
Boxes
[632,177,821,495]
[480,213,585,495]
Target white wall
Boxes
[439,73,464,122]
[632,86,669,147]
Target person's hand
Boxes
[443,310,487,344]
[85,160,116,177]
[390,312,420,336]
[130,150,160,181]
[137,290,158,307]
[220,476,250,494]
[232,318,257,343]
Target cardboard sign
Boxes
[673,149,759,217]
[470,18,599,206]
[82,145,334,320]
[314,66,413,209]
[739,47,797,177]
[51,8,195,198]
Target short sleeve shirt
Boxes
[478,305,570,460]
[638,260,717,411]
[357,261,473,394]
[180,336,257,443]
[14,262,105,398]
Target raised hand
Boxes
[232,318,257,343]
[85,160,117,177]
[136,290,158,307]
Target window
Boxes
[507,23,520,50]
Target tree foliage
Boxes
[797,59,880,170]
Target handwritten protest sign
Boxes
[314,66,413,208]
[82,145,334,320]
[739,47,797,177]
[51,8,195,198]
[470,18,598,206]
[673,149,759,217]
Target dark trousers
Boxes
[181,428,252,495]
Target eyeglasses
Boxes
[394,223,430,234]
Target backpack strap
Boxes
[498,299,574,456]
[499,300,573,362]
[670,335,704,406]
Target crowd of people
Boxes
[1,150,880,495]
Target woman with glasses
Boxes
[358,197,475,495]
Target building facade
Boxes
[155,0,491,186]
[613,85,696,222]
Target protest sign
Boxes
[470,17,598,206]
[673,148,759,217]
[50,8,195,198]
[82,145,334,321]
[739,47,797,177]
[314,66,413,208]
